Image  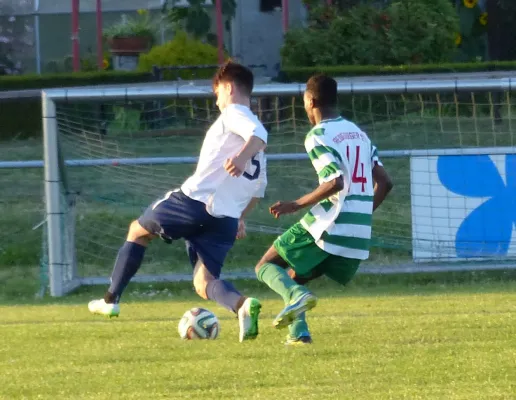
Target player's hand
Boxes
[224,156,246,177]
[269,201,301,219]
[236,219,246,239]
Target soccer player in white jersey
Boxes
[88,61,268,342]
[254,74,393,345]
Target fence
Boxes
[0,0,176,74]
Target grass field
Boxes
[1,94,516,399]
[1,274,516,399]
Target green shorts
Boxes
[273,222,361,286]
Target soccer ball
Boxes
[178,307,220,340]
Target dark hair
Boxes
[306,74,337,108]
[212,60,254,97]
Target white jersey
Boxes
[299,117,382,260]
[181,104,268,219]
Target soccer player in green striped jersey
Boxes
[255,74,393,345]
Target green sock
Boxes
[289,312,310,339]
[256,262,307,304]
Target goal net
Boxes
[41,78,516,296]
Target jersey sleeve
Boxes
[371,142,383,167]
[223,106,268,143]
[305,133,345,183]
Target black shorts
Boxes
[138,190,238,278]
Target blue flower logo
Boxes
[437,154,516,258]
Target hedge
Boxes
[0,71,153,140]
[279,61,516,82]
[0,70,152,91]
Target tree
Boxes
[162,0,236,40]
[0,1,33,75]
[486,0,516,61]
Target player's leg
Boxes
[186,217,261,342]
[89,190,200,317]
[255,222,324,330]
[321,256,361,287]
[88,219,154,317]
[283,267,325,345]
[285,258,360,342]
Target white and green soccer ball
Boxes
[178,307,220,340]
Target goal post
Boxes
[41,77,516,296]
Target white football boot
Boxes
[238,297,261,342]
[88,299,120,318]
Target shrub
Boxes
[455,0,488,62]
[281,0,459,67]
[385,0,460,65]
[138,31,223,80]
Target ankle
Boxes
[104,291,118,304]
[235,296,247,312]
[289,286,308,302]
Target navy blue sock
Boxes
[106,241,146,303]
[206,279,245,314]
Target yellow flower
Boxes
[102,58,109,70]
[479,12,487,26]
[463,0,477,8]
[455,33,462,46]
[137,9,148,15]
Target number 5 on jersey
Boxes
[243,154,260,181]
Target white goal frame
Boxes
[42,77,516,296]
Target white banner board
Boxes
[410,154,516,261]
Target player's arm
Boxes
[237,157,267,239]
[223,109,267,177]
[270,136,345,218]
[370,143,393,211]
[237,197,260,239]
[372,164,393,211]
[270,176,344,218]
[225,136,266,177]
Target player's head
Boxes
[213,60,254,111]
[304,74,338,125]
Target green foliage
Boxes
[386,0,459,64]
[0,3,33,75]
[163,0,236,40]
[281,0,459,67]
[280,60,516,82]
[138,31,222,80]
[0,70,151,91]
[455,0,488,62]
[44,49,113,74]
[103,9,165,45]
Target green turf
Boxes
[1,277,516,399]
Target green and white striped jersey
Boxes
[300,116,382,260]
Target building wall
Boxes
[1,0,307,75]
[231,0,307,77]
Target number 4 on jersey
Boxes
[346,145,367,192]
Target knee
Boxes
[255,251,274,275]
[289,268,310,285]
[127,220,152,244]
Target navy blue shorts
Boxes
[138,190,238,278]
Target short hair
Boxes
[306,74,338,108]
[212,60,254,97]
